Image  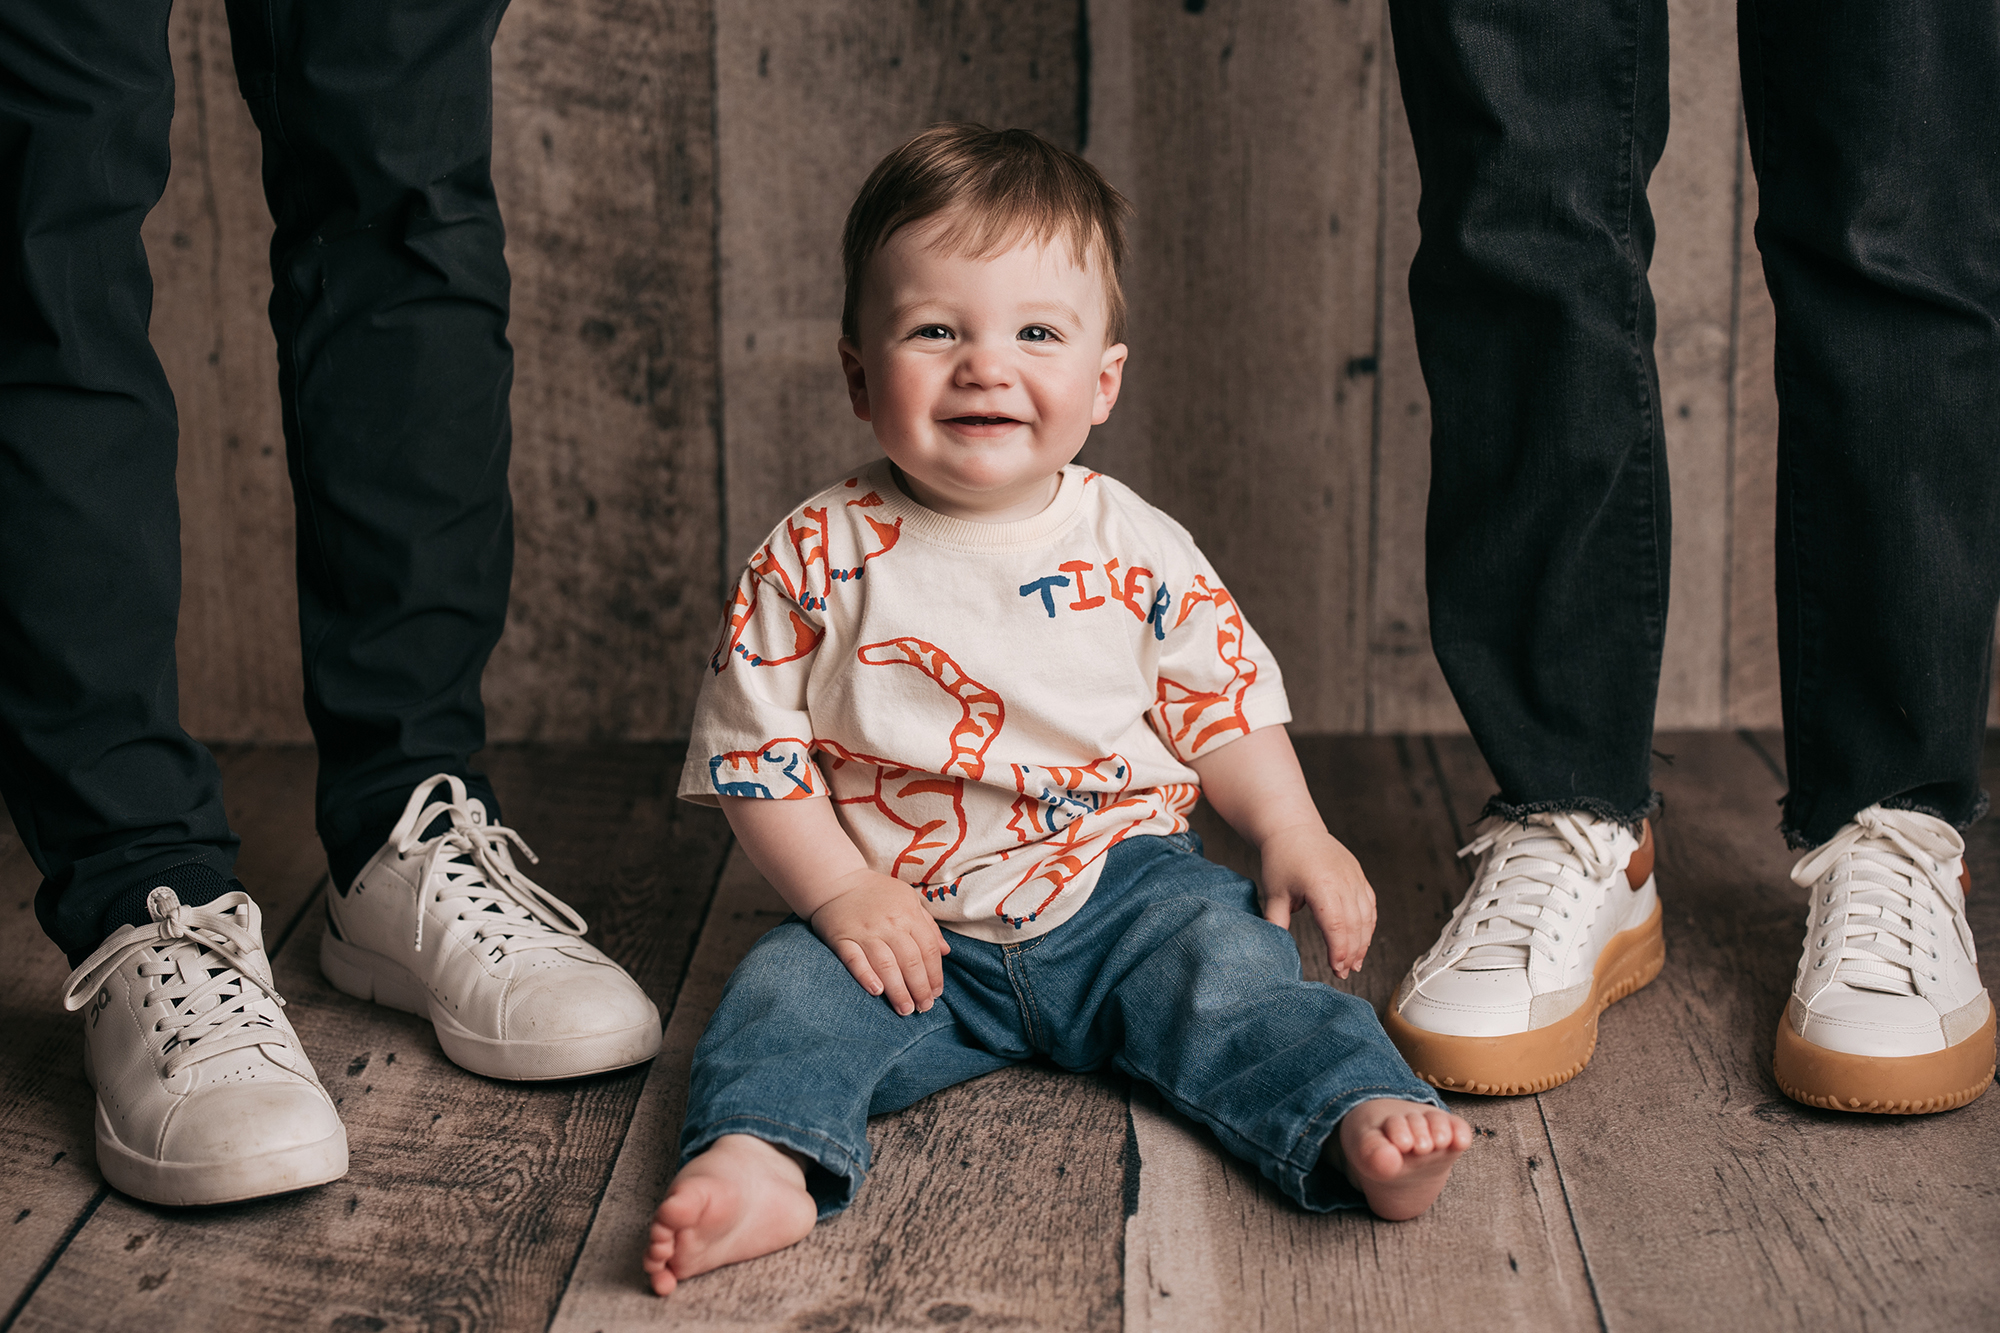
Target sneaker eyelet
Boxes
[1814,959,1826,969]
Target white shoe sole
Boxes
[1385,898,1666,1096]
[94,1099,348,1207]
[320,931,662,1081]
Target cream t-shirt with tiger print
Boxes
[680,459,1291,944]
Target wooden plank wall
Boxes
[149,0,2000,744]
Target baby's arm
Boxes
[1188,725,1377,978]
[718,795,950,1015]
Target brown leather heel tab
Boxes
[1961,863,1972,894]
[1625,819,1655,887]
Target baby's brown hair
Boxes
[840,124,1132,345]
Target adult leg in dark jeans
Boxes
[1388,0,1673,829]
[1376,0,1675,1099]
[1742,0,1999,1112]
[1382,0,1997,1110]
[1740,0,2000,849]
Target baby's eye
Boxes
[1018,325,1057,343]
[911,324,952,341]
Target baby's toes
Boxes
[1363,1129,1406,1178]
[1427,1111,1469,1151]
[1394,1110,1440,1154]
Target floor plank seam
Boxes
[544,833,735,1329]
[268,876,329,959]
[657,833,738,1048]
[0,1185,107,1333]
[1535,1097,1610,1333]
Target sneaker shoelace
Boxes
[1428,814,1628,975]
[62,894,293,1078]
[1788,808,1963,998]
[397,783,587,959]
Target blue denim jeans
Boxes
[1388,0,2000,844]
[680,833,1444,1216]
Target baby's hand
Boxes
[809,870,951,1015]
[1256,825,1378,979]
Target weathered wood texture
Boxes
[483,0,724,741]
[150,2,2000,734]
[553,845,1132,1330]
[1125,736,1599,1333]
[1082,0,1387,733]
[7,745,731,1333]
[148,1,301,743]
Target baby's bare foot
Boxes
[642,1134,818,1296]
[1330,1098,1471,1221]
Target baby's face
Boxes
[839,211,1127,522]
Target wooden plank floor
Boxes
[4,735,1997,1331]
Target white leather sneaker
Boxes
[1385,812,1663,1095]
[1775,805,1994,1114]
[61,887,348,1206]
[320,775,661,1080]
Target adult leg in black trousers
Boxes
[1378,0,1996,1111]
[1,0,244,964]
[225,0,661,1087]
[2,0,348,1207]
[221,0,515,892]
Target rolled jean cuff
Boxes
[1481,791,1662,834]
[680,1114,869,1219]
[1275,1080,1450,1214]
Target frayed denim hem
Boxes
[1480,790,1661,834]
[1279,1081,1451,1214]
[679,1115,867,1219]
[1780,788,1991,851]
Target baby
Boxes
[645,124,1470,1296]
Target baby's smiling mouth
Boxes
[946,415,1019,426]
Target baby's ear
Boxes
[837,338,872,421]
[1093,342,1128,425]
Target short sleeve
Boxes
[679,563,830,805]
[1146,548,1290,763]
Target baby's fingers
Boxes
[831,939,887,1001]
[862,938,920,1015]
[1310,894,1377,978]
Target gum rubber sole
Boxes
[1384,902,1666,1096]
[321,930,662,1082]
[1773,1005,1996,1115]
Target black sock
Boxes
[79,862,245,966]
[326,777,504,894]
